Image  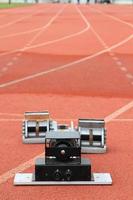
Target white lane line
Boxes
[112,57,119,61]
[0,22,55,40]
[0,5,90,57]
[25,5,66,47]
[0,11,54,39]
[0,34,132,89]
[0,100,133,184]
[120,67,127,72]
[84,7,133,85]
[6,62,13,66]
[0,6,66,75]
[0,6,50,30]
[126,73,133,79]
[91,6,133,29]
[0,153,44,185]
[116,61,122,66]
[0,5,132,88]
[105,101,133,122]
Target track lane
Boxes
[0,4,66,53]
[0,5,88,56]
[0,5,133,95]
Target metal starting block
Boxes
[22,111,106,153]
[22,111,57,143]
[14,173,112,186]
[17,126,111,186]
[79,119,106,153]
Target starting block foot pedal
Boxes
[14,173,112,186]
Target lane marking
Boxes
[120,67,127,72]
[0,100,133,184]
[0,5,65,75]
[6,62,13,66]
[0,5,90,57]
[116,61,122,66]
[25,5,66,47]
[83,6,133,86]
[0,5,132,88]
[112,57,120,61]
[0,6,51,30]
[0,7,55,39]
[0,153,44,185]
[105,101,133,122]
[126,73,133,79]
[0,6,132,90]
[91,6,133,28]
[0,33,132,89]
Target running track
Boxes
[0,3,133,200]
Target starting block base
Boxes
[14,173,112,185]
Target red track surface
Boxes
[0,3,133,200]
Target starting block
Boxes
[22,111,106,153]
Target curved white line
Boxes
[91,6,133,28]
[0,20,55,40]
[0,5,90,57]
[25,5,66,47]
[0,6,56,39]
[0,5,67,57]
[0,5,132,88]
[0,5,53,30]
[21,5,91,51]
[0,34,132,88]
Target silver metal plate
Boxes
[81,146,107,154]
[14,173,112,185]
[22,136,45,144]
